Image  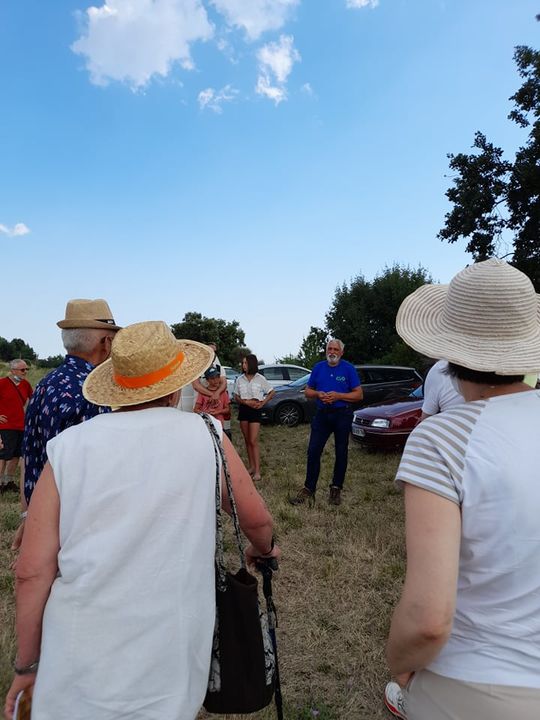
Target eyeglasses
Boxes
[17,368,28,373]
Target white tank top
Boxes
[32,407,219,720]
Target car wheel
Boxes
[276,402,302,427]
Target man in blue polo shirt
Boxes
[290,338,362,506]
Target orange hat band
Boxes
[114,351,186,389]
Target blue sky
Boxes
[1,0,538,363]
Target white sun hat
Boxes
[396,259,540,375]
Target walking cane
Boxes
[256,558,284,720]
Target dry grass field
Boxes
[0,383,405,720]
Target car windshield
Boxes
[287,373,311,388]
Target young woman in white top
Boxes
[233,354,274,482]
[385,260,540,720]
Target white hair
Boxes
[61,328,107,355]
[326,338,344,352]
[10,358,27,370]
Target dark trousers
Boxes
[305,408,353,492]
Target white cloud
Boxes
[72,0,214,89]
[255,34,300,104]
[345,0,379,8]
[300,81,313,96]
[198,84,239,112]
[211,0,299,40]
[0,223,31,237]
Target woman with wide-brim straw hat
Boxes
[384,259,540,720]
[4,321,280,720]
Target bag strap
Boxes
[200,414,246,591]
[10,379,27,408]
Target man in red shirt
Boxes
[0,359,33,491]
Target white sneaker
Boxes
[384,681,407,720]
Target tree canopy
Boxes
[439,45,540,288]
[170,312,248,367]
[0,337,37,362]
[325,264,432,367]
[277,326,328,369]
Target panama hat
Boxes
[83,321,214,407]
[57,298,121,330]
[396,259,540,375]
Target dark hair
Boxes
[446,362,524,385]
[244,354,259,375]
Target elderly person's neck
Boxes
[118,391,180,413]
[61,328,116,367]
[447,362,532,402]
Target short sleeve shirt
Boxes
[22,355,111,503]
[422,360,464,416]
[233,373,273,401]
[308,360,361,408]
[395,391,540,688]
[0,377,33,430]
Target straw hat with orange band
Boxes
[83,321,214,408]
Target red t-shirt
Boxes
[0,377,33,430]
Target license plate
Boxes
[352,426,365,437]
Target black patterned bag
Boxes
[202,415,276,715]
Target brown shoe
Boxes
[289,487,315,506]
[328,486,342,505]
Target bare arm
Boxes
[386,484,460,679]
[193,377,227,399]
[222,435,280,563]
[5,463,60,718]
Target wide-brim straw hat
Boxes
[396,259,540,375]
[83,321,214,407]
[57,298,121,331]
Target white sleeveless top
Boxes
[32,407,219,720]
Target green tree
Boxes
[439,45,540,288]
[325,265,432,365]
[0,337,38,361]
[170,312,247,366]
[299,326,328,368]
[278,327,327,368]
[37,355,64,368]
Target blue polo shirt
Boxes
[308,360,361,409]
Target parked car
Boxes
[260,365,423,427]
[257,363,311,387]
[223,366,240,398]
[351,385,424,450]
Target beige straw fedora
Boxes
[396,259,540,375]
[83,321,214,407]
[57,298,121,330]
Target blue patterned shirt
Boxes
[22,355,110,503]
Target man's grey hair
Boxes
[326,338,344,352]
[10,359,27,370]
[61,328,109,355]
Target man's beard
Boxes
[326,354,339,365]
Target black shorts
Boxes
[0,429,23,460]
[238,405,262,423]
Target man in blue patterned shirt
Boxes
[22,299,120,505]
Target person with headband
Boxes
[384,259,540,720]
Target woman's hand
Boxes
[245,542,281,568]
[4,674,35,720]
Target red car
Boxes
[351,386,423,450]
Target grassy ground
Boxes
[0,407,405,720]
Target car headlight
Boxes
[370,418,390,428]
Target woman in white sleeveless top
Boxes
[384,260,540,720]
[5,321,280,720]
